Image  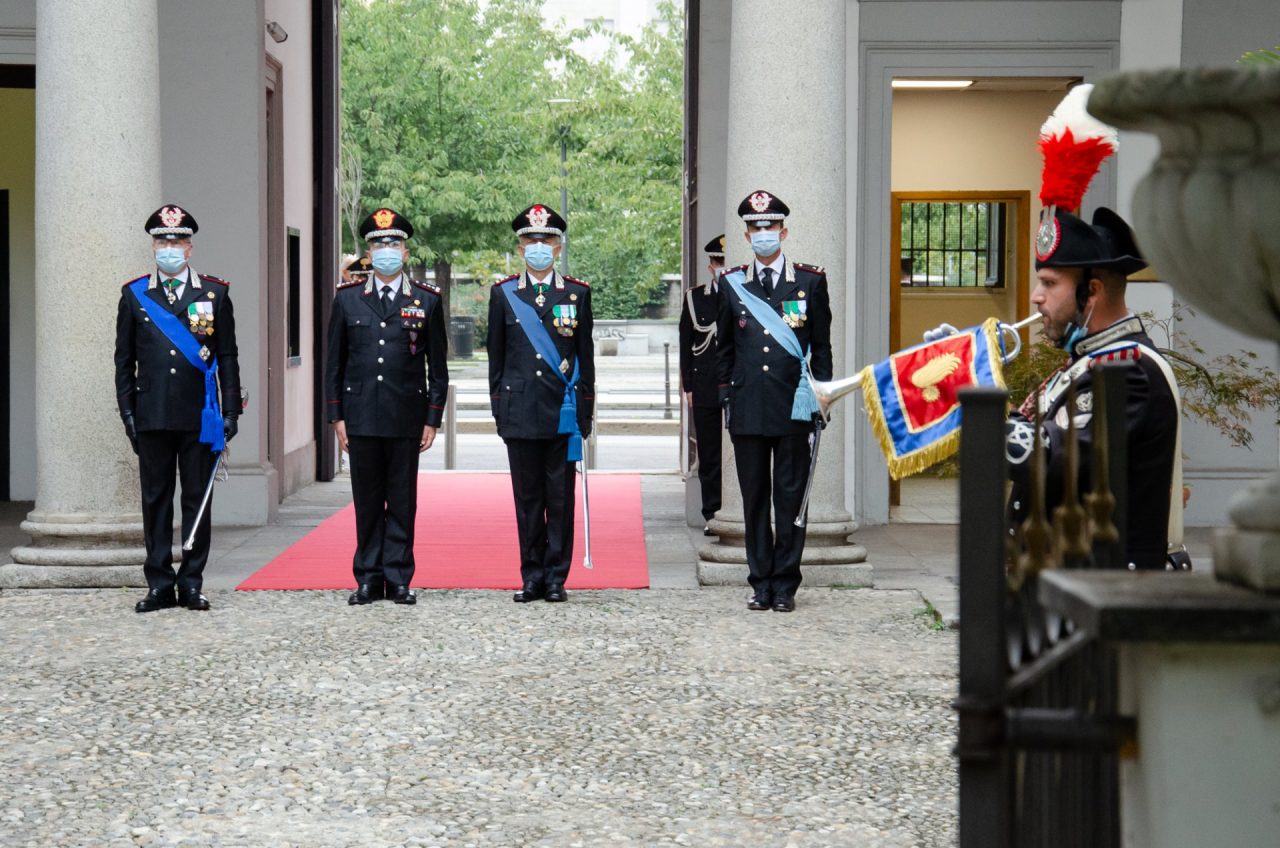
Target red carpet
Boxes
[237,472,648,590]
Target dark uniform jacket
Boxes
[487,271,595,440]
[679,281,721,408]
[1008,316,1178,569]
[325,275,449,438]
[716,261,833,436]
[115,270,241,431]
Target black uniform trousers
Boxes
[505,435,576,589]
[137,430,217,595]
[732,432,811,600]
[347,434,419,588]
[691,405,723,520]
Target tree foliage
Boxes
[340,0,685,321]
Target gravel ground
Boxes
[0,588,957,848]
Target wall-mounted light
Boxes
[266,21,288,44]
[891,79,974,90]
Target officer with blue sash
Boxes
[717,191,832,612]
[115,205,241,613]
[487,204,595,604]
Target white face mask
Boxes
[750,230,781,257]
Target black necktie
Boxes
[761,268,774,297]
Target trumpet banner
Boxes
[860,318,1007,480]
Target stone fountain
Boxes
[1090,67,1280,593]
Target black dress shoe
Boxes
[513,582,545,603]
[387,584,417,605]
[179,591,210,611]
[347,583,381,605]
[703,524,716,537]
[135,589,177,614]
[544,585,568,603]
[747,593,772,611]
[772,596,796,613]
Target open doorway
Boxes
[888,79,1074,522]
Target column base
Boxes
[2,509,148,588]
[697,514,872,587]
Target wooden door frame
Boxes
[888,189,1030,506]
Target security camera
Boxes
[266,21,288,43]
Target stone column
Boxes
[1,0,161,587]
[697,0,869,587]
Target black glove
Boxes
[813,413,828,431]
[121,412,139,455]
[223,416,239,443]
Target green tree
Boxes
[553,2,685,317]
[341,0,567,314]
[341,0,686,321]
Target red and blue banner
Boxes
[860,318,1007,479]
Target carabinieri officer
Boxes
[680,234,726,534]
[717,190,832,613]
[115,204,241,613]
[325,208,449,606]
[488,204,595,604]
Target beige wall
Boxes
[265,0,317,459]
[891,89,1062,346]
[0,88,35,500]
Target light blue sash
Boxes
[722,269,820,420]
[499,281,583,461]
[127,276,224,453]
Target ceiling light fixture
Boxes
[891,79,974,90]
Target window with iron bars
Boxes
[900,201,1008,288]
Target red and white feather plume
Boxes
[1038,84,1119,212]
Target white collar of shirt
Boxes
[157,266,191,299]
[527,269,556,287]
[754,255,785,280]
[377,274,403,296]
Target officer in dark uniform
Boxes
[1004,206,1182,569]
[680,234,726,535]
[488,204,595,604]
[115,205,241,613]
[325,208,449,605]
[717,191,832,612]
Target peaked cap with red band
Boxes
[359,208,413,242]
[512,203,567,238]
[145,204,198,239]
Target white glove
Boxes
[922,322,959,343]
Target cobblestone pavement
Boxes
[0,588,956,848]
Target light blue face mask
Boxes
[370,247,405,277]
[155,247,187,276]
[524,242,555,272]
[750,230,781,258]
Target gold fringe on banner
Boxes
[860,318,1009,480]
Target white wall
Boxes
[0,87,35,501]
[158,0,279,524]
[265,0,317,459]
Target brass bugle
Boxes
[809,313,1044,420]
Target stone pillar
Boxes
[1,0,160,587]
[697,0,869,587]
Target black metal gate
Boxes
[955,366,1137,848]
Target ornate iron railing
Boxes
[955,364,1137,848]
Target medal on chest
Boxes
[552,303,578,337]
[782,299,807,329]
[187,300,215,336]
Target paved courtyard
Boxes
[0,587,956,848]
